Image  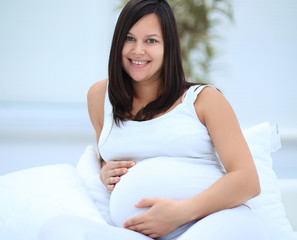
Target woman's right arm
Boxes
[87,79,106,145]
[87,80,135,191]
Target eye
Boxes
[125,36,135,42]
[147,39,156,44]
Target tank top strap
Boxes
[98,81,114,150]
[184,84,215,102]
[183,84,216,119]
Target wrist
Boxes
[99,165,106,185]
[99,171,103,184]
[178,198,198,223]
[181,196,205,222]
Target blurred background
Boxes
[0,0,296,178]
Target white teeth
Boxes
[132,60,147,65]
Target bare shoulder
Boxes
[194,86,231,125]
[195,86,225,103]
[87,79,108,141]
[88,79,108,102]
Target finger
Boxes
[107,184,115,191]
[123,214,145,228]
[135,198,158,208]
[139,229,152,235]
[103,168,126,180]
[125,222,146,232]
[106,176,120,185]
[110,160,136,170]
[148,233,159,239]
[131,227,156,238]
[110,168,128,177]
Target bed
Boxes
[0,122,296,239]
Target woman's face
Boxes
[122,13,164,84]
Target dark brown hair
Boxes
[108,0,194,125]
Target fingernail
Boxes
[116,177,120,182]
[123,168,128,173]
[131,161,136,166]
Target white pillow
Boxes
[77,123,296,239]
[76,145,114,225]
[0,164,105,240]
[243,122,296,239]
[278,179,297,231]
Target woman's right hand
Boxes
[100,160,136,191]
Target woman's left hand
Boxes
[123,198,192,239]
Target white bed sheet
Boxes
[0,122,296,240]
[0,164,106,240]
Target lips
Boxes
[129,59,150,68]
[132,60,148,65]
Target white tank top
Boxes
[99,84,223,164]
[99,84,226,231]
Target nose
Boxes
[132,41,145,55]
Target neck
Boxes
[132,80,162,106]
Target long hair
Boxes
[108,0,193,125]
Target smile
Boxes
[130,59,150,65]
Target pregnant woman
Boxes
[39,0,268,239]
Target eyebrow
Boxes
[127,32,161,39]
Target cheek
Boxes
[156,48,164,63]
[156,52,164,69]
[122,44,130,58]
[121,48,129,70]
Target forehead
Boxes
[129,13,162,36]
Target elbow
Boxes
[250,173,261,198]
[241,169,261,200]
[253,181,261,198]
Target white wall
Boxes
[211,0,297,129]
[0,0,296,177]
[0,0,119,173]
[210,0,297,178]
[0,0,116,103]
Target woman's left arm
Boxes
[185,87,260,221]
[124,87,260,238]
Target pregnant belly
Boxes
[109,157,225,227]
